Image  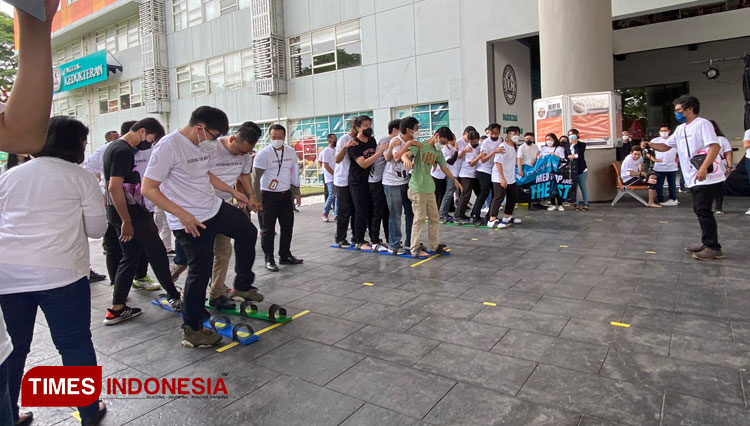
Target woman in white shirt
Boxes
[540,133,567,211]
[455,130,482,225]
[651,126,679,206]
[0,117,108,426]
[709,120,734,214]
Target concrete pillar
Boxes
[538,0,616,201]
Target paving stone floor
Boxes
[22,193,750,425]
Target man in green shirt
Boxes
[397,118,462,257]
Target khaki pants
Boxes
[153,206,172,251]
[210,234,232,299]
[408,188,439,255]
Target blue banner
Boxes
[518,155,577,203]
[53,50,108,94]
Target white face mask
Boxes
[435,142,445,150]
[660,131,669,138]
[271,139,285,149]
[198,128,218,152]
[546,140,554,147]
[510,135,520,143]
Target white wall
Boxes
[614,36,750,140]
[493,41,532,134]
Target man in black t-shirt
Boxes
[102,118,182,325]
[347,115,387,251]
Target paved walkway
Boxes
[24,194,750,425]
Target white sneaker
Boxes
[562,202,571,207]
[376,244,390,253]
[547,205,557,211]
[133,275,161,291]
[481,208,489,215]
[504,216,522,224]
[661,199,678,207]
[745,208,750,216]
[487,219,500,228]
[557,206,565,212]
[715,210,725,215]
[495,222,510,229]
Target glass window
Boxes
[95,30,106,51]
[176,65,191,99]
[207,57,224,93]
[241,48,254,86]
[225,52,242,91]
[220,0,238,15]
[190,61,207,94]
[116,21,128,51]
[391,103,450,141]
[289,20,361,78]
[337,42,361,70]
[187,0,203,27]
[204,0,220,21]
[312,28,335,55]
[131,78,143,108]
[173,0,187,31]
[128,17,140,48]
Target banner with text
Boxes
[517,155,577,203]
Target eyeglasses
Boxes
[203,127,221,140]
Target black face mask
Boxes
[490,136,499,142]
[525,140,533,145]
[136,141,153,151]
[470,143,479,148]
[362,128,374,138]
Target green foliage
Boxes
[0,12,17,102]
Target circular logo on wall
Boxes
[502,64,517,106]
[53,68,62,93]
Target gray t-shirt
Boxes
[368,137,389,183]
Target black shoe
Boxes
[336,240,351,248]
[89,269,107,283]
[103,306,142,325]
[279,256,303,265]
[209,295,235,310]
[81,402,107,426]
[16,412,33,426]
[265,261,279,272]
[293,207,300,213]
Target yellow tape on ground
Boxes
[216,342,239,353]
[410,254,441,268]
[215,310,311,353]
[71,411,81,422]
[559,245,568,248]
[483,302,497,306]
[610,322,631,328]
[363,282,374,286]
[645,251,656,254]
[471,238,479,241]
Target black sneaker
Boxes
[89,269,107,283]
[336,240,351,248]
[103,306,142,325]
[209,295,235,310]
[168,295,182,312]
[279,256,303,265]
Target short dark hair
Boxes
[235,126,260,145]
[189,106,229,135]
[352,115,372,130]
[435,126,455,141]
[480,135,488,140]
[36,116,89,164]
[568,128,580,136]
[269,124,286,136]
[674,95,700,115]
[327,133,337,140]
[484,126,491,132]
[506,126,520,135]
[467,130,480,141]
[131,118,166,141]
[120,121,136,136]
[709,120,725,137]
[488,123,502,132]
[399,116,419,134]
[631,145,643,153]
[240,121,262,138]
[524,132,534,138]
[388,119,402,134]
[463,126,477,135]
[545,133,560,147]
[104,130,119,141]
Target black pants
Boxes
[111,207,180,305]
[434,177,446,212]
[349,180,371,244]
[691,183,722,250]
[260,190,295,261]
[490,182,518,218]
[368,181,389,244]
[471,171,492,219]
[714,189,725,211]
[104,223,151,283]
[456,177,477,218]
[334,185,355,243]
[174,202,257,330]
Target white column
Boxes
[538,0,616,201]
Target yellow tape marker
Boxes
[215,310,311,353]
[610,322,631,328]
[363,282,374,286]
[559,245,568,248]
[659,221,669,224]
[71,411,81,422]
[216,342,239,353]
[645,251,656,254]
[471,238,479,241]
[595,219,603,222]
[483,302,497,307]
[410,254,441,268]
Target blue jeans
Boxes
[322,181,337,216]
[383,184,413,249]
[656,170,678,202]
[0,277,99,423]
[0,360,12,426]
[576,170,589,205]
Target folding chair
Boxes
[611,161,649,207]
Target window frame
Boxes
[288,20,362,79]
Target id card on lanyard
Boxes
[269,147,284,191]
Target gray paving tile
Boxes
[221,375,362,426]
[579,417,627,426]
[327,357,456,419]
[511,280,593,300]
[559,273,637,291]
[95,367,174,425]
[252,284,312,306]
[661,392,750,426]
[346,285,420,307]
[585,287,676,312]
[90,316,172,356]
[673,312,733,341]
[347,271,413,288]
[731,319,750,345]
[340,404,427,426]
[287,293,365,317]
[424,382,579,426]
[278,312,364,345]
[339,302,430,332]
[532,296,625,322]
[458,286,542,310]
[670,333,750,370]
[334,325,439,366]
[292,278,362,296]
[518,364,663,426]
[413,343,536,395]
[600,350,743,406]
[492,329,608,374]
[255,338,364,386]
[620,306,675,333]
[472,306,569,336]
[407,315,507,351]
[560,318,671,357]
[397,279,473,298]
[401,294,484,320]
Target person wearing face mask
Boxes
[320,133,338,222]
[618,131,632,162]
[488,127,522,229]
[516,132,539,174]
[558,135,572,158]
[567,129,589,211]
[142,106,263,348]
[332,118,362,247]
[471,123,505,226]
[254,124,303,271]
[368,127,391,251]
[707,120,734,215]
[347,115,387,251]
[651,126,679,207]
[437,133,459,223]
[620,145,661,208]
[102,118,184,325]
[398,125,463,257]
[382,118,413,255]
[540,133,567,211]
[455,131,482,224]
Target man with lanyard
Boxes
[102,118,183,324]
[142,106,262,348]
[254,124,303,272]
[207,123,261,309]
[649,95,724,261]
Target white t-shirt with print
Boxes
[320,146,335,184]
[458,146,481,178]
[540,146,565,158]
[744,129,750,159]
[333,134,353,187]
[369,137,389,183]
[492,143,517,184]
[82,142,110,195]
[441,144,458,177]
[517,143,539,167]
[134,147,155,211]
[661,117,724,188]
[209,139,253,202]
[144,131,223,230]
[382,136,410,186]
[621,155,643,180]
[454,137,468,174]
[254,144,299,192]
[718,136,733,172]
[651,137,678,172]
[0,102,9,363]
[477,138,501,174]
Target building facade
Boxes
[43,0,750,188]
